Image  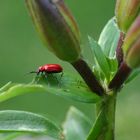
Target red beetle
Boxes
[30,64,63,75]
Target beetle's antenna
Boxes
[30,71,38,74]
[24,71,38,76]
[30,71,40,75]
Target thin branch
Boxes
[108,61,132,90]
[72,58,105,96]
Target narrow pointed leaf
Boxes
[88,36,110,80]
[106,57,118,78]
[63,107,91,140]
[98,18,120,58]
[0,84,47,103]
[87,110,107,140]
[0,110,63,139]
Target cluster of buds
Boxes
[109,0,140,89]
[116,0,140,69]
[123,16,140,69]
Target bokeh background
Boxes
[0,0,140,140]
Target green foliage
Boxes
[0,0,140,139]
[0,83,46,103]
[98,18,120,58]
[0,133,22,140]
[0,17,126,140]
[88,36,110,81]
[88,18,120,83]
[87,110,107,140]
[63,107,92,140]
[98,18,120,78]
[0,74,100,104]
[0,73,101,139]
[0,110,62,139]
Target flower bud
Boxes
[25,0,81,62]
[122,16,140,68]
[115,0,140,33]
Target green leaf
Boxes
[0,74,101,104]
[87,110,107,140]
[0,133,22,140]
[0,84,47,103]
[125,69,140,84]
[88,36,110,80]
[106,57,118,79]
[98,17,120,58]
[107,58,118,73]
[0,110,63,140]
[63,107,91,140]
[36,74,101,103]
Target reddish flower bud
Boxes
[123,16,140,68]
[25,0,81,62]
[115,0,140,33]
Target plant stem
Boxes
[96,94,117,140]
[87,93,116,140]
[71,58,105,96]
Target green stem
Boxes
[87,93,117,140]
[102,95,116,140]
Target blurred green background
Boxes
[0,0,140,140]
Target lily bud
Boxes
[115,0,140,33]
[25,0,81,62]
[123,16,140,68]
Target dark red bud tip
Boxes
[116,32,125,67]
[109,62,132,90]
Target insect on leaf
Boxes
[0,74,101,104]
